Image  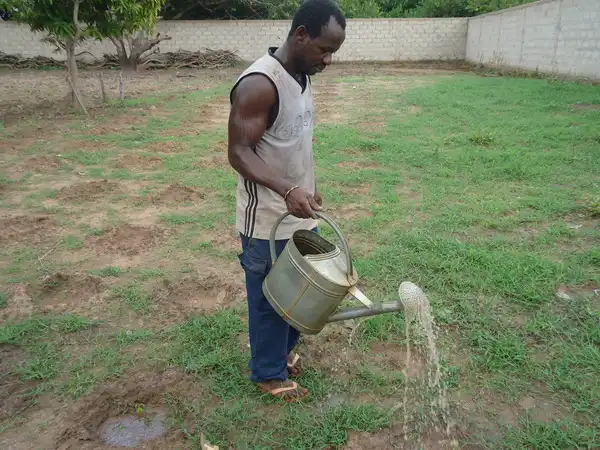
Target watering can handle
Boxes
[269,212,353,278]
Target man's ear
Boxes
[293,25,310,44]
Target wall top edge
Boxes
[0,18,467,27]
[467,0,560,20]
[155,18,467,24]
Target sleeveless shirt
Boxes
[230,48,318,240]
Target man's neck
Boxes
[273,42,301,79]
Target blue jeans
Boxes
[239,228,317,383]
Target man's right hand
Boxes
[285,187,322,219]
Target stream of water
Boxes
[396,281,458,448]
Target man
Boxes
[228,0,346,402]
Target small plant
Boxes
[92,266,125,277]
[88,227,105,236]
[469,132,494,146]
[113,284,153,313]
[62,235,84,249]
[582,195,600,217]
[0,292,8,309]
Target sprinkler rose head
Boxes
[398,281,428,310]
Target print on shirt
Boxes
[277,108,314,140]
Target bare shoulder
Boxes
[231,74,277,112]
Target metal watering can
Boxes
[262,212,405,335]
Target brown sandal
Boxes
[287,353,301,377]
[259,380,308,402]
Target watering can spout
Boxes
[327,300,405,323]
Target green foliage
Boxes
[92,0,165,39]
[403,0,471,17]
[158,0,537,19]
[338,0,382,18]
[466,0,535,15]
[9,0,165,44]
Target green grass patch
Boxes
[112,284,154,314]
[62,235,84,250]
[0,314,95,346]
[90,266,125,277]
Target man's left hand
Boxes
[314,191,323,207]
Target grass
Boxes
[0,292,8,309]
[90,266,125,277]
[0,68,599,448]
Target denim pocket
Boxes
[238,239,270,276]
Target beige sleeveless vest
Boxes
[231,49,317,240]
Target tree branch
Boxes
[73,0,81,42]
[137,33,172,57]
[109,35,128,59]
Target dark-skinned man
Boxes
[228,0,346,401]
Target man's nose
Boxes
[323,53,332,65]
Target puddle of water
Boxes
[98,408,166,448]
[396,281,458,448]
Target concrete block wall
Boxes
[0,18,468,63]
[466,0,600,80]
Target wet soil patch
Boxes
[369,341,426,378]
[98,408,166,447]
[56,369,202,449]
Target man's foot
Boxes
[287,353,301,377]
[257,380,308,402]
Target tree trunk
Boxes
[65,40,79,108]
[65,0,87,115]
[119,53,138,73]
[65,39,88,115]
[110,33,172,73]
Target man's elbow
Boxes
[227,146,242,172]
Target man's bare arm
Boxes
[228,75,320,219]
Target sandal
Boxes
[287,353,301,377]
[258,380,308,402]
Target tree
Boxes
[338,0,382,18]
[9,0,167,111]
[10,0,92,112]
[159,0,537,19]
[93,0,168,72]
[161,0,298,20]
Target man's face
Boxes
[294,17,346,76]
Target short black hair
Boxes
[288,0,346,39]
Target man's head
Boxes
[287,0,346,76]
